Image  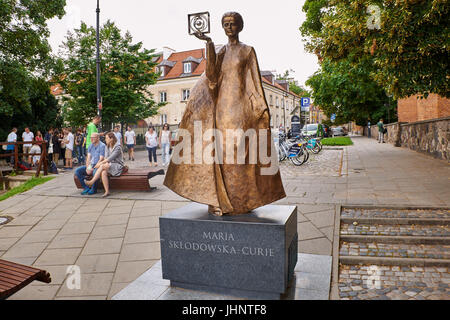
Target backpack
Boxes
[49,161,58,174]
[18,161,31,171]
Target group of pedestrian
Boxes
[5,127,44,166]
[48,127,83,170]
[145,123,172,167]
[5,116,174,198]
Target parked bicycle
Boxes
[278,132,309,166]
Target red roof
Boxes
[157,48,206,80]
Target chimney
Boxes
[163,46,176,60]
[276,80,289,92]
[261,71,275,84]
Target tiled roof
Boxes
[156,48,206,80]
[262,77,289,93]
[155,48,298,97]
[158,59,176,67]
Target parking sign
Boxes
[301,97,310,107]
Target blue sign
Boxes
[301,97,310,107]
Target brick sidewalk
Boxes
[0,136,448,299]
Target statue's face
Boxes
[222,16,240,37]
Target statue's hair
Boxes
[221,12,244,32]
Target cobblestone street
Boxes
[337,207,450,300]
[280,147,343,177]
[339,265,449,300]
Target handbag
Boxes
[383,128,387,134]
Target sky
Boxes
[47,0,320,88]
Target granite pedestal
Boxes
[159,203,297,299]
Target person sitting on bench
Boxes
[75,132,105,195]
[85,132,124,198]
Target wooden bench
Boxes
[74,168,165,191]
[0,259,51,300]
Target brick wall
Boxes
[398,94,450,123]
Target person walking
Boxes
[22,127,34,164]
[86,116,101,151]
[64,127,74,169]
[377,118,385,143]
[113,126,122,146]
[85,132,124,198]
[75,132,105,195]
[6,128,17,165]
[159,123,171,166]
[51,129,61,165]
[145,126,158,167]
[124,126,136,161]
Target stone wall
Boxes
[399,117,449,161]
[364,117,450,161]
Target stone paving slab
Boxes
[112,253,332,300]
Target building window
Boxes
[269,95,273,106]
[160,91,167,103]
[183,63,191,74]
[182,89,190,101]
[276,97,279,108]
[158,66,165,77]
[160,114,168,125]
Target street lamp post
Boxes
[96,0,102,132]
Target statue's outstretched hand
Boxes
[194,32,212,43]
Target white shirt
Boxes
[160,130,170,144]
[114,131,122,144]
[30,145,41,164]
[145,131,158,148]
[22,131,34,147]
[125,130,136,145]
[7,132,17,142]
[66,132,74,150]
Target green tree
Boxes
[301,0,449,99]
[0,0,66,138]
[0,77,62,138]
[306,56,396,125]
[55,20,165,129]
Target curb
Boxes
[339,235,450,245]
[340,217,450,226]
[339,256,450,267]
[330,204,341,300]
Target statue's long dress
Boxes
[163,41,286,214]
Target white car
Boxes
[301,124,318,137]
[331,127,346,137]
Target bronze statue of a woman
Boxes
[164,12,286,216]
